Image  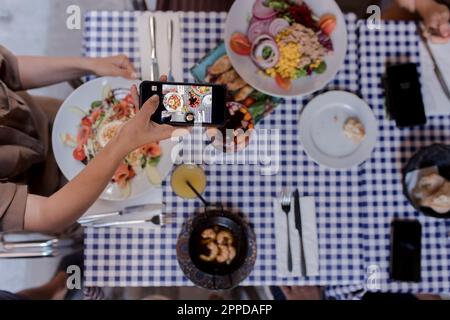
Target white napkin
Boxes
[137,11,183,81]
[273,196,319,277]
[419,41,450,116]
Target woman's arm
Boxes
[23,79,175,233]
[17,55,137,90]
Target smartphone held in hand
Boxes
[140,81,227,127]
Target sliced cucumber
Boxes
[59,133,77,148]
[119,182,131,199]
[102,85,112,100]
[91,100,102,108]
[145,165,162,186]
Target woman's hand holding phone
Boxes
[113,75,176,156]
[140,79,227,127]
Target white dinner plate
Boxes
[224,0,348,98]
[51,77,176,201]
[299,91,378,169]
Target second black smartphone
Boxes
[140,81,227,127]
[384,63,426,128]
[390,219,422,282]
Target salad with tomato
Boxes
[229,0,337,91]
[61,86,162,197]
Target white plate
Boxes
[224,0,347,98]
[51,77,176,201]
[163,92,184,112]
[299,91,378,169]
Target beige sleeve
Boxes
[0,183,27,232]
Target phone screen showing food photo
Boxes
[141,81,226,127]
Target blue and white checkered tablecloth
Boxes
[83,11,365,287]
[82,11,449,293]
[357,21,450,294]
[325,21,450,299]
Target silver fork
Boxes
[281,191,293,272]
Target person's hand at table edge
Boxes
[415,0,450,43]
[85,55,138,79]
[279,286,324,300]
[22,76,175,234]
[17,54,137,90]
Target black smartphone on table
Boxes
[390,219,422,282]
[140,81,227,127]
[384,63,426,128]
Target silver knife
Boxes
[149,15,159,81]
[293,189,307,276]
[91,218,158,229]
[167,18,174,81]
[78,203,163,225]
[0,250,55,258]
[419,24,450,101]
[1,238,73,250]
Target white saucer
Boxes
[299,91,378,170]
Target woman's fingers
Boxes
[119,55,136,72]
[280,286,292,298]
[140,95,160,118]
[438,18,450,38]
[117,55,137,78]
[131,85,140,109]
[430,34,450,44]
[158,124,176,135]
[426,5,450,37]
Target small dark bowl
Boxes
[189,214,247,276]
[176,207,257,290]
[402,144,450,219]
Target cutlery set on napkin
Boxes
[273,191,319,277]
[137,12,183,82]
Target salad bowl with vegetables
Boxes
[52,77,176,201]
[225,0,347,97]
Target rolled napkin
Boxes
[420,41,450,116]
[273,196,319,277]
[137,12,183,81]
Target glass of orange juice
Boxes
[170,164,207,199]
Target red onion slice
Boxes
[253,0,277,20]
[269,18,290,37]
[247,20,271,43]
[251,35,280,69]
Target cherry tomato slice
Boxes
[275,74,292,91]
[73,145,86,161]
[230,32,252,56]
[81,117,92,127]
